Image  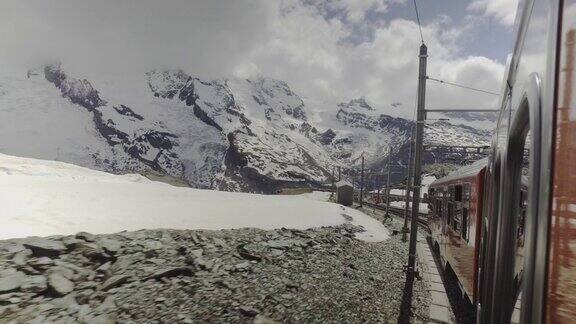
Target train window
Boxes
[517,190,527,246]
[436,199,443,216]
[463,184,471,241]
[453,203,461,234]
[455,185,463,202]
[448,201,460,233]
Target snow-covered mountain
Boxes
[0,64,492,192]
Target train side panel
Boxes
[428,164,485,303]
[546,2,576,321]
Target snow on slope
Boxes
[0,154,389,242]
[0,76,116,169]
[298,191,332,202]
[390,201,428,214]
[0,64,493,193]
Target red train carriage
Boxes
[428,160,528,307]
[428,159,486,304]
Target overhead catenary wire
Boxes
[426,76,500,96]
[412,0,425,44]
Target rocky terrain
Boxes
[0,221,430,323]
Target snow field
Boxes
[0,154,389,242]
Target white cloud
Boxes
[0,0,506,118]
[302,0,403,23]
[0,0,277,78]
[235,3,503,117]
[468,0,519,27]
[336,0,391,23]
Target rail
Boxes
[360,201,429,228]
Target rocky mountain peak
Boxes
[146,69,190,99]
[44,63,107,110]
[338,97,374,111]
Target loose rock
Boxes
[253,315,282,324]
[0,217,431,323]
[0,271,25,293]
[100,274,131,291]
[48,273,74,296]
[146,266,193,280]
[99,239,122,254]
[20,275,47,293]
[75,232,97,242]
[239,305,259,317]
[22,238,66,258]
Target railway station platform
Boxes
[417,236,454,323]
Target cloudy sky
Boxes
[0,0,518,116]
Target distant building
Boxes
[335,180,353,206]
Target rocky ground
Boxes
[0,218,430,323]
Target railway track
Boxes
[360,201,429,228]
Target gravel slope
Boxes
[0,221,430,323]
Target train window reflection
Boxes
[462,208,469,241]
[455,185,463,202]
[511,128,531,324]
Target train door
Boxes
[441,186,448,264]
[475,0,564,320]
[484,72,543,323]
[449,182,476,300]
[445,185,455,267]
[430,187,444,253]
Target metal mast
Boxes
[360,153,365,207]
[385,146,392,219]
[407,43,427,273]
[402,126,414,241]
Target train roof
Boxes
[431,157,488,187]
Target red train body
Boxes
[428,161,528,306]
[428,159,486,304]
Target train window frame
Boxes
[489,73,542,323]
[462,207,469,241]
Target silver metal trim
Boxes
[517,73,542,324]
[527,0,561,322]
[490,73,540,322]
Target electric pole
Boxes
[385,146,392,219]
[376,172,381,204]
[360,153,365,207]
[402,125,415,241]
[338,166,342,181]
[407,43,427,274]
[331,167,335,188]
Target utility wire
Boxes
[426,76,500,96]
[412,0,424,44]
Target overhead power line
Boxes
[426,76,500,96]
[412,0,425,44]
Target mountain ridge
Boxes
[0,64,492,192]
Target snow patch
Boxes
[0,154,389,242]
